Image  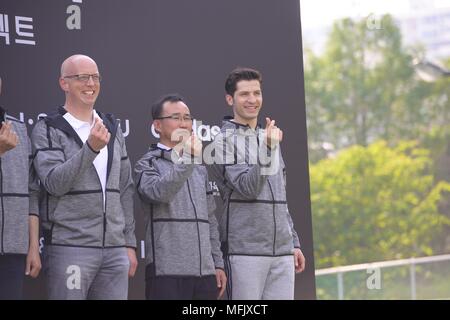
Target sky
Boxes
[300,0,450,59]
[300,0,450,28]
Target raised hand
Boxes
[183,133,203,158]
[0,121,19,156]
[87,117,110,152]
[264,117,283,148]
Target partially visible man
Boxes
[0,76,41,300]
[134,93,226,300]
[31,55,137,300]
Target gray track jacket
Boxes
[31,106,136,248]
[210,117,301,257]
[0,114,39,255]
[134,145,224,277]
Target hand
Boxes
[87,117,110,152]
[264,117,283,148]
[294,248,305,273]
[0,121,19,156]
[183,134,203,158]
[25,245,42,278]
[127,248,138,277]
[215,269,227,299]
[171,128,191,154]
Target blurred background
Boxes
[301,0,450,299]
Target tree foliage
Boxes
[311,141,450,268]
[304,14,450,156]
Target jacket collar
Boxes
[149,144,175,162]
[222,115,262,131]
[148,143,190,164]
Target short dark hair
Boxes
[225,67,262,96]
[151,93,185,120]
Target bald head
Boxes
[60,54,98,77]
[59,54,101,110]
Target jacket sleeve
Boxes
[287,212,301,248]
[31,120,99,196]
[117,128,136,248]
[281,154,301,248]
[134,153,194,205]
[205,171,224,269]
[213,132,276,200]
[27,133,40,217]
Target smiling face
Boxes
[226,79,263,128]
[59,55,100,109]
[154,100,193,148]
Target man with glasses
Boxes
[134,93,226,299]
[31,54,137,299]
[0,76,41,299]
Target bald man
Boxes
[31,55,137,300]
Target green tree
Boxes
[310,140,450,269]
[305,15,427,154]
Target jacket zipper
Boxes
[187,179,202,276]
[93,169,106,248]
[102,190,107,247]
[267,179,276,256]
[257,130,277,255]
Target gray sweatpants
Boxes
[43,245,130,300]
[227,255,295,300]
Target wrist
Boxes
[86,140,100,153]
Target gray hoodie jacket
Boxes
[0,114,39,255]
[134,145,224,277]
[209,117,301,257]
[31,106,136,248]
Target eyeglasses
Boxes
[64,74,102,83]
[156,114,194,122]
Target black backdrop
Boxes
[0,0,316,300]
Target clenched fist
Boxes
[87,117,110,152]
[264,117,283,148]
[0,121,19,156]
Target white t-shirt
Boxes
[63,109,108,208]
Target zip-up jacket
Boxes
[0,113,39,255]
[31,106,136,248]
[210,117,301,257]
[134,145,224,277]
